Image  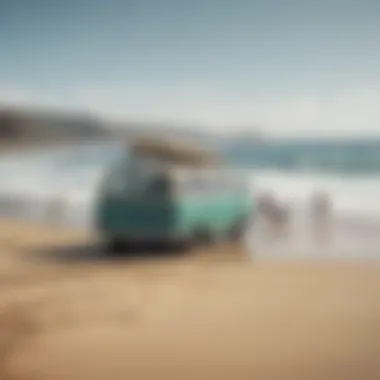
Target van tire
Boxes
[192,227,214,247]
[229,218,248,243]
[105,237,132,255]
[175,239,193,253]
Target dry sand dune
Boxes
[0,220,380,380]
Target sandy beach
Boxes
[0,219,380,380]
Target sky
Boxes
[1,0,380,136]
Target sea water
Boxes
[1,139,380,259]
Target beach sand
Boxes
[0,220,380,380]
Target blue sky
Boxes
[1,0,380,135]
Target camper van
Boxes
[94,139,253,253]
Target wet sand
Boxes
[0,220,380,380]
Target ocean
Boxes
[1,139,380,259]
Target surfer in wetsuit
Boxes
[310,190,332,243]
[257,192,290,240]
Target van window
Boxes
[175,171,222,197]
[144,174,172,197]
[223,175,235,193]
[193,176,204,194]
[103,160,174,198]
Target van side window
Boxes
[193,175,206,195]
[206,177,214,195]
[179,172,224,197]
[187,178,196,196]
[213,174,224,194]
[216,174,223,193]
[226,176,235,193]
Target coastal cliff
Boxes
[0,107,111,151]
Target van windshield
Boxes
[104,162,172,198]
[144,174,171,197]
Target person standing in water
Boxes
[310,190,333,243]
[257,191,290,241]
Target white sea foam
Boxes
[0,144,379,259]
[248,169,380,259]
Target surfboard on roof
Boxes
[130,136,223,166]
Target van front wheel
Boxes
[228,219,248,243]
[192,227,214,247]
[105,237,133,255]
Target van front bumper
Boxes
[100,230,188,246]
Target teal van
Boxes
[94,149,253,253]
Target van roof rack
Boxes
[130,137,223,166]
